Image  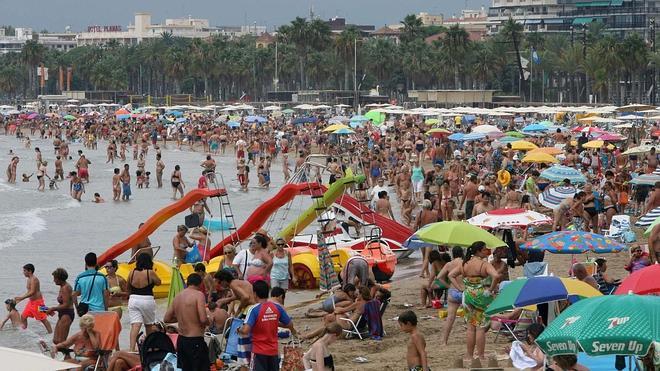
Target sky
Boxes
[0,0,490,33]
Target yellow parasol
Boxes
[511,140,539,151]
[583,140,615,150]
[323,123,348,132]
[529,147,564,155]
[522,152,559,164]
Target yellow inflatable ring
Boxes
[497,169,511,187]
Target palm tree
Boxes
[620,33,648,103]
[558,45,583,102]
[500,18,526,100]
[441,24,471,89]
[21,40,45,97]
[401,14,424,43]
[335,26,359,90]
[278,17,310,89]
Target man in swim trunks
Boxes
[14,263,52,333]
[164,273,210,371]
[120,164,131,201]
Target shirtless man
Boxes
[14,264,52,333]
[131,223,153,262]
[646,147,658,173]
[473,194,492,216]
[645,182,660,213]
[54,156,64,181]
[155,154,165,188]
[111,168,121,201]
[76,154,91,183]
[502,183,521,208]
[164,273,210,371]
[201,155,216,173]
[460,175,479,219]
[375,191,395,219]
[648,223,660,264]
[120,164,131,201]
[214,270,255,316]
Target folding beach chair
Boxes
[340,298,389,340]
[491,309,538,343]
[90,311,122,370]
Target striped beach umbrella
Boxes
[634,206,660,228]
[538,186,577,209]
[540,165,587,184]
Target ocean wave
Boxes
[0,200,80,250]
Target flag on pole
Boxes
[532,48,541,64]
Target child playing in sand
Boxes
[398,310,429,371]
[0,299,21,329]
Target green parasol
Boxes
[63,114,76,121]
[167,265,185,307]
[414,221,506,248]
[643,216,660,236]
[365,110,385,125]
[536,295,660,357]
[505,131,525,138]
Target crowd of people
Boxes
[3,107,660,370]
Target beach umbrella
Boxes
[521,231,626,254]
[505,131,525,138]
[282,108,295,114]
[226,121,240,128]
[292,117,317,124]
[539,186,577,209]
[622,145,653,155]
[332,127,355,134]
[540,165,587,184]
[630,173,660,186]
[467,208,552,230]
[522,152,558,164]
[175,117,187,123]
[582,140,607,149]
[485,276,602,315]
[596,133,625,141]
[63,114,77,121]
[462,132,487,141]
[167,110,183,117]
[0,347,82,370]
[328,116,349,124]
[323,123,348,132]
[498,136,521,144]
[643,216,660,236]
[614,264,660,295]
[245,115,266,123]
[634,206,660,228]
[537,120,554,126]
[167,265,185,307]
[616,103,657,112]
[350,115,369,123]
[27,113,39,120]
[522,123,549,132]
[536,295,660,357]
[471,124,501,134]
[448,133,464,141]
[530,147,564,156]
[317,233,339,292]
[424,118,440,125]
[365,110,385,125]
[349,121,364,129]
[413,221,506,248]
[425,128,451,138]
[511,140,538,151]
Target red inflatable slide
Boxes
[98,188,226,266]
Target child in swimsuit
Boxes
[398,310,430,371]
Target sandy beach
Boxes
[285,250,632,370]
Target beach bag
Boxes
[623,230,637,243]
[76,272,98,316]
[185,243,202,263]
[280,340,304,371]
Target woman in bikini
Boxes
[103,260,127,317]
[170,164,185,200]
[47,268,75,345]
[449,241,500,363]
[69,171,84,201]
[47,314,100,370]
[245,234,273,284]
[440,181,453,221]
[436,246,464,346]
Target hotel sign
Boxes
[87,25,122,32]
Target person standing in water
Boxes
[171,164,185,199]
[14,263,53,334]
[120,164,131,201]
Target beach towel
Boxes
[363,299,383,339]
[509,341,537,370]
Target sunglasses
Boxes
[276,243,285,246]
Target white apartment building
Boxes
[0,27,76,54]
[487,0,566,34]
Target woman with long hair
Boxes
[449,241,500,364]
[126,253,161,352]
